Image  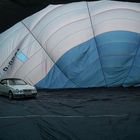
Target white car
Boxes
[0,78,37,99]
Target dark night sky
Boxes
[0,0,139,33]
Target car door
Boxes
[0,83,5,95]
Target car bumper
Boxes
[13,93,37,98]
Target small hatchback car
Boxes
[0,78,37,99]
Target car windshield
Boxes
[9,79,27,85]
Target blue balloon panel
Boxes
[36,31,140,89]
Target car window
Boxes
[9,80,15,85]
[1,80,7,85]
[9,79,27,85]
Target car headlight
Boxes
[16,89,23,94]
[16,89,20,93]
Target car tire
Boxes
[33,93,37,99]
[9,91,13,100]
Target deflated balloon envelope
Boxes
[0,1,140,89]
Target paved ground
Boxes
[0,88,140,140]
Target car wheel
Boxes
[34,94,37,99]
[9,92,13,100]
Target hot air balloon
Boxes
[0,1,140,89]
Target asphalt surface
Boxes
[0,88,140,140]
